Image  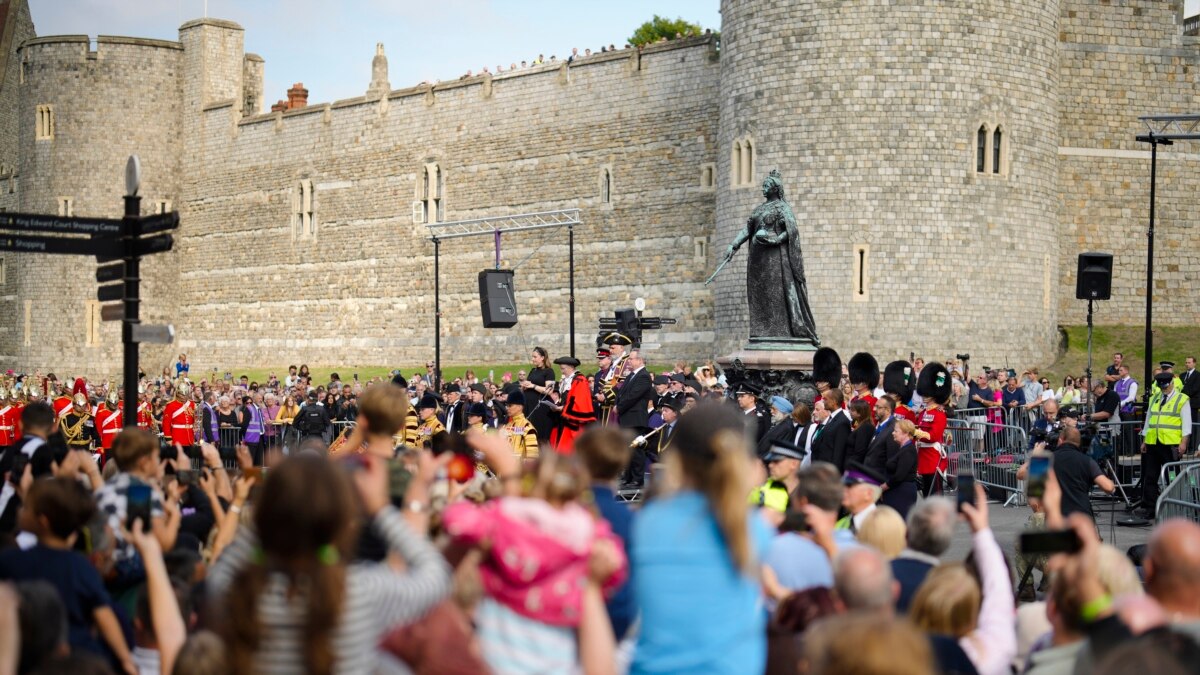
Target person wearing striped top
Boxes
[208,453,450,674]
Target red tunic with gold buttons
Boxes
[0,403,16,446]
[137,401,155,431]
[97,405,123,452]
[163,399,196,446]
[915,405,948,475]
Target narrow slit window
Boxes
[601,168,611,203]
[852,244,870,302]
[976,125,987,173]
[732,143,742,186]
[857,249,866,296]
[992,127,1003,175]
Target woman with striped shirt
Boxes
[207,452,451,674]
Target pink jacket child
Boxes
[442,496,627,626]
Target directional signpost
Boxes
[0,156,179,427]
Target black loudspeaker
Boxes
[1076,252,1113,300]
[478,269,518,328]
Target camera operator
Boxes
[1028,399,1063,450]
[1087,380,1121,426]
[1044,426,1115,522]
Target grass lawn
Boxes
[221,364,530,387]
[1043,325,1197,384]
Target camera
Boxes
[1030,422,1061,446]
[956,353,970,362]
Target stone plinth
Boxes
[718,348,818,408]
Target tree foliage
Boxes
[629,15,711,47]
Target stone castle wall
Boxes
[0,34,184,374]
[3,0,1200,376]
[0,0,35,363]
[715,0,1064,368]
[1056,1,1200,330]
[171,30,721,368]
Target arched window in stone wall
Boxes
[731,137,755,187]
[35,105,54,141]
[731,142,742,186]
[992,126,1004,175]
[292,179,315,239]
[601,167,611,203]
[421,163,443,223]
[976,125,988,173]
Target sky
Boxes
[30,1,723,111]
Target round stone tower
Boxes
[15,35,183,373]
[715,0,1062,366]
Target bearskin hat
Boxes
[847,353,880,389]
[812,347,842,392]
[916,362,952,404]
[883,361,916,402]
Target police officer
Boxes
[749,439,805,525]
[296,391,331,442]
[1137,372,1192,519]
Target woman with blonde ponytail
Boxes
[630,402,773,674]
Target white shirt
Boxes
[851,503,876,531]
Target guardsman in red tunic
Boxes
[0,385,15,451]
[915,363,951,497]
[163,381,196,453]
[51,383,73,421]
[884,360,919,424]
[848,352,880,412]
[549,356,597,453]
[137,385,155,431]
[97,390,124,459]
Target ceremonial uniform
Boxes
[416,417,446,447]
[97,402,123,455]
[848,352,880,413]
[59,396,100,453]
[503,412,539,459]
[52,395,73,420]
[137,399,155,430]
[550,359,597,453]
[163,396,197,449]
[403,408,420,447]
[0,390,15,451]
[915,364,952,497]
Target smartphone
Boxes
[1019,529,1082,555]
[244,467,264,481]
[126,484,153,531]
[956,471,975,512]
[1026,452,1051,499]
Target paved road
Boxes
[944,494,1154,566]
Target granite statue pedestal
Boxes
[718,341,820,408]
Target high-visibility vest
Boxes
[1145,391,1189,445]
[749,479,789,513]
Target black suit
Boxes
[616,368,654,486]
[616,369,653,430]
[848,422,873,468]
[811,411,852,472]
[863,417,898,477]
[757,418,801,459]
[442,400,466,434]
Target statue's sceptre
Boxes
[705,247,735,285]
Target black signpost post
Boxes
[0,156,179,427]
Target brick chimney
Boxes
[287,82,309,109]
[270,99,288,113]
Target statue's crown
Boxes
[768,169,782,180]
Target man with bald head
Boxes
[834,547,896,614]
[1145,519,1200,638]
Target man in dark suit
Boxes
[864,396,900,477]
[811,388,851,471]
[441,384,467,434]
[616,349,654,487]
[1183,357,1200,454]
[733,382,767,444]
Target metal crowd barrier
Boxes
[945,416,1029,506]
[1157,463,1200,524]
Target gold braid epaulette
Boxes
[60,412,90,445]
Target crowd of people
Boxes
[0,338,1197,674]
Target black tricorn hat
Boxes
[847,352,880,389]
[813,347,842,391]
[883,360,915,401]
[916,362,952,404]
